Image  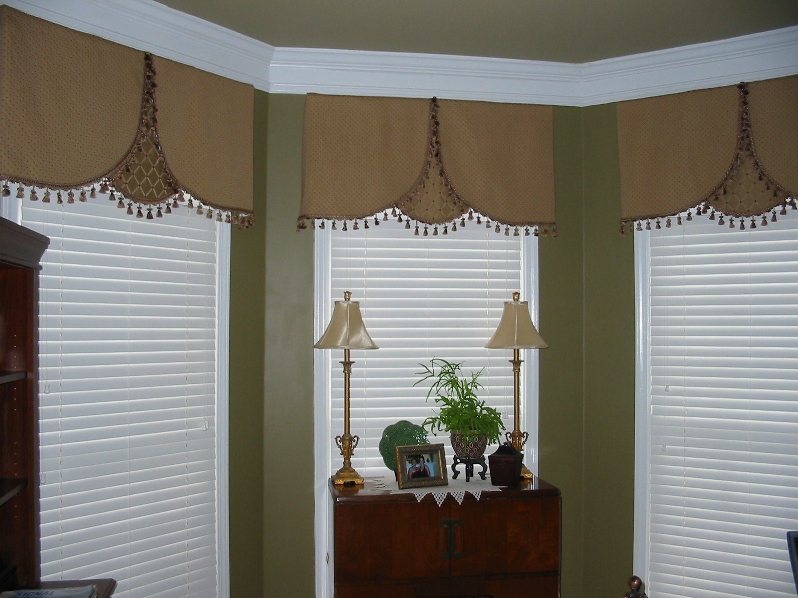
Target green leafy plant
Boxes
[415,358,505,444]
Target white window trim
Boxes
[633,228,652,579]
[216,222,231,598]
[521,233,541,475]
[313,228,334,598]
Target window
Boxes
[314,216,539,596]
[16,195,229,598]
[634,217,798,598]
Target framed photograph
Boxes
[395,443,448,489]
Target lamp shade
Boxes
[315,291,379,350]
[485,292,547,349]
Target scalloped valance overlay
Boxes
[0,7,254,227]
[618,76,797,234]
[298,95,556,237]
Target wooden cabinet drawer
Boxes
[453,495,560,577]
[335,499,448,582]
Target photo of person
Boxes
[406,454,430,478]
[406,453,438,478]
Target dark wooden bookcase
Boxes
[0,217,115,597]
[0,216,49,591]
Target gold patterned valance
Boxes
[0,6,254,227]
[298,94,556,236]
[617,75,797,233]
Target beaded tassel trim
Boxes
[299,208,556,238]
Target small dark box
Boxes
[488,442,523,486]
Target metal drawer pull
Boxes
[440,518,462,559]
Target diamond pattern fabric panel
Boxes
[0,6,142,186]
[748,76,798,194]
[301,94,429,222]
[617,85,739,223]
[155,56,254,213]
[437,99,555,227]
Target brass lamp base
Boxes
[507,429,534,479]
[331,464,364,486]
[332,432,364,486]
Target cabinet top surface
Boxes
[330,476,560,503]
[0,217,49,268]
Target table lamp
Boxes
[315,291,378,485]
[485,292,547,479]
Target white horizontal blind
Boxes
[640,217,798,598]
[21,198,220,598]
[323,217,537,478]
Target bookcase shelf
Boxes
[0,372,26,386]
[0,478,26,509]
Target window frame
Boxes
[312,223,540,598]
[6,195,230,598]
[633,218,798,597]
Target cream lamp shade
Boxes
[315,291,378,350]
[485,293,547,349]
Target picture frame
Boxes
[395,443,448,489]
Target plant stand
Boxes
[451,455,487,481]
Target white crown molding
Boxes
[580,25,798,105]
[268,48,584,105]
[3,0,798,105]
[269,26,798,105]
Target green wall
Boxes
[229,94,637,598]
[580,104,636,593]
[263,93,316,597]
[540,106,587,598]
[229,90,268,598]
[540,103,636,596]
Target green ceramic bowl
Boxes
[379,420,429,473]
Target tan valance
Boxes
[0,6,254,227]
[617,75,797,233]
[299,94,556,236]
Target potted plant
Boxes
[415,358,505,459]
